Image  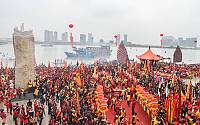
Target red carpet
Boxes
[106,101,151,125]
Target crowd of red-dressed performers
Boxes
[0,62,200,125]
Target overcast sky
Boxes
[0,0,200,45]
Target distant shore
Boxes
[1,40,200,50]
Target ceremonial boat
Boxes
[65,45,112,59]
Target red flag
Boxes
[74,73,82,86]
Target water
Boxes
[0,43,200,67]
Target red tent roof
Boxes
[136,47,161,61]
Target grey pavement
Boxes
[1,99,50,125]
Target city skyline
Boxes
[44,30,129,44]
[0,0,200,45]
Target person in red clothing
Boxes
[0,109,7,125]
[13,108,19,125]
[33,99,38,114]
[23,114,29,125]
[8,100,13,115]
[131,99,137,115]
[62,115,68,125]
[4,98,9,113]
[19,113,24,125]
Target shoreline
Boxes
[1,41,200,50]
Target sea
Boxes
[0,43,200,67]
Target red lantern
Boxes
[160,34,163,36]
[114,35,118,46]
[69,24,74,29]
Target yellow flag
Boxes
[186,80,192,99]
[75,73,81,86]
[181,91,186,104]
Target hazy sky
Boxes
[0,0,200,45]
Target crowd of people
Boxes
[0,61,200,125]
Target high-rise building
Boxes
[161,36,178,47]
[80,34,86,44]
[53,31,58,41]
[61,32,68,42]
[178,37,197,48]
[44,30,50,42]
[87,33,94,44]
[124,34,128,45]
[109,40,114,44]
[116,34,120,44]
[44,30,55,42]
[49,31,54,42]
[161,36,197,48]
[100,39,104,43]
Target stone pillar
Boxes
[13,25,35,89]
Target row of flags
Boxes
[165,78,192,124]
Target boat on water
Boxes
[0,52,15,61]
[65,45,112,59]
[65,47,94,59]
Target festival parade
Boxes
[0,27,200,124]
[1,0,200,124]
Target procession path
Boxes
[106,101,151,125]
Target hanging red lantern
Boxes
[69,24,74,29]
[114,35,118,46]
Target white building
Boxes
[124,34,128,45]
[53,31,58,41]
[161,36,197,48]
[80,34,86,44]
[44,30,50,42]
[44,30,56,42]
[49,31,54,42]
[61,32,68,42]
[87,33,94,44]
[100,39,104,43]
[178,37,197,48]
[161,36,178,47]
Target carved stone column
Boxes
[13,25,35,89]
